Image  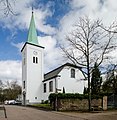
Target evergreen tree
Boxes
[63,87,65,93]
[91,63,102,95]
[83,87,88,95]
[102,71,117,94]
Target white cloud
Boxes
[38,36,63,73]
[0,0,56,35]
[11,35,64,73]
[1,0,117,83]
[57,0,117,66]
[58,0,117,41]
[11,42,25,52]
[0,60,22,84]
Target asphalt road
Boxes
[1,105,84,120]
[1,105,117,120]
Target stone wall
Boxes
[52,96,107,111]
[58,99,89,111]
[103,96,107,110]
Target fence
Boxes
[107,94,117,108]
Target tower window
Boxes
[36,57,38,63]
[23,81,25,89]
[43,83,46,93]
[33,57,38,64]
[33,57,35,63]
[71,69,75,78]
[49,81,53,92]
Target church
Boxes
[21,11,85,105]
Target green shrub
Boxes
[43,100,49,104]
[49,93,103,102]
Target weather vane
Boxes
[32,5,34,14]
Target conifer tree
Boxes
[63,87,65,93]
[102,71,117,94]
[83,87,88,95]
[91,63,102,95]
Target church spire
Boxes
[27,8,38,45]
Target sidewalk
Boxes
[0,105,7,120]
[57,110,117,120]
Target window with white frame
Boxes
[23,81,25,89]
[33,57,38,64]
[71,68,75,78]
[36,57,38,63]
[43,83,46,93]
[49,81,53,92]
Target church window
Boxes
[43,83,46,93]
[71,69,75,78]
[36,57,38,63]
[49,81,53,92]
[33,57,35,63]
[33,57,38,64]
[23,81,25,89]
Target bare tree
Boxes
[3,80,21,100]
[60,17,117,111]
[0,0,15,16]
[0,80,4,89]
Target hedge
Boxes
[49,93,103,102]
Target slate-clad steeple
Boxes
[27,10,38,45]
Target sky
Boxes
[0,0,117,84]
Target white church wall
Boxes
[58,66,85,94]
[42,78,56,101]
[22,46,27,104]
[27,44,44,103]
[22,43,44,104]
[42,66,85,102]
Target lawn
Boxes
[30,103,52,110]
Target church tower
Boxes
[21,10,44,105]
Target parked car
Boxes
[14,100,22,105]
[8,100,16,105]
[4,100,9,105]
[4,100,22,105]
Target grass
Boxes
[30,103,52,110]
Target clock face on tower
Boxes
[33,51,38,55]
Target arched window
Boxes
[33,57,38,64]
[23,81,25,89]
[49,81,53,92]
[71,69,75,78]
[36,57,38,63]
[33,57,35,63]
[43,83,46,93]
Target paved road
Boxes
[1,105,117,120]
[1,105,84,120]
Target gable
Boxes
[43,63,81,82]
[43,67,63,82]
